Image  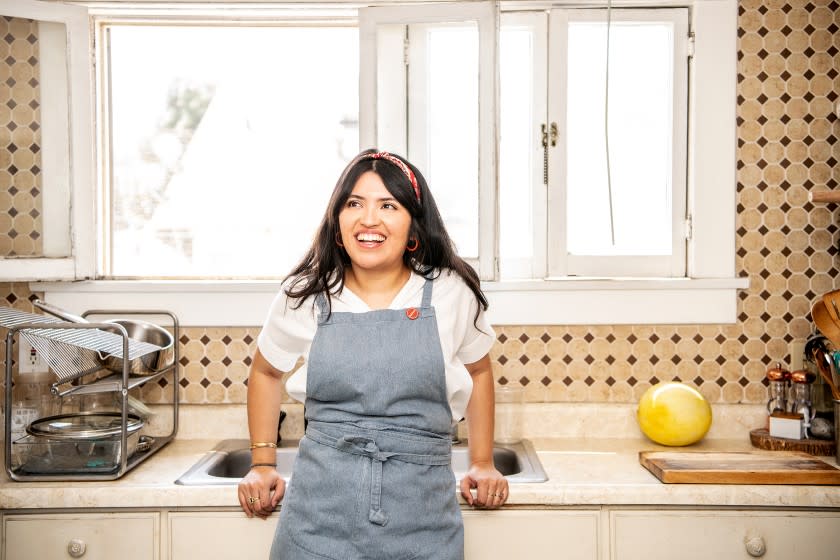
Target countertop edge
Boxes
[2,438,839,511]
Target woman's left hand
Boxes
[459,461,509,509]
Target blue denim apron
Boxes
[270,278,463,560]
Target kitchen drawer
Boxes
[610,509,840,560]
[464,509,600,560]
[3,512,159,560]
[168,511,278,560]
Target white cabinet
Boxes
[463,509,600,560]
[168,508,602,560]
[610,509,840,560]
[5,506,840,560]
[168,511,278,560]
[3,512,159,560]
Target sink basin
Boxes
[176,438,547,485]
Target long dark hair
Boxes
[285,149,488,320]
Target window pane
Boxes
[108,26,358,277]
[426,25,478,258]
[499,25,535,262]
[565,22,674,256]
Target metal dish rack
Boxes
[2,307,179,481]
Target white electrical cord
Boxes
[605,0,616,245]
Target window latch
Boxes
[541,122,558,147]
[541,122,558,184]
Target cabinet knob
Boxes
[67,538,87,558]
[744,535,766,557]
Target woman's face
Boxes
[338,170,412,275]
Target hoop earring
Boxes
[406,237,419,252]
[335,232,344,248]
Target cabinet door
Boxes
[3,512,158,560]
[611,509,840,560]
[463,509,600,560]
[169,511,279,560]
[0,0,94,280]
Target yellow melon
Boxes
[637,382,712,446]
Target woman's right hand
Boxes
[238,466,285,519]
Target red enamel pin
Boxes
[405,308,420,320]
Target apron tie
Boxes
[306,426,452,528]
[336,436,398,526]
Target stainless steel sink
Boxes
[176,438,547,485]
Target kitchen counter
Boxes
[2,436,838,510]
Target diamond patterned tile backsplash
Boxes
[1,1,838,405]
[0,16,42,256]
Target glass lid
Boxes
[26,411,143,440]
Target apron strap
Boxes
[336,436,395,526]
[420,277,434,309]
[314,292,329,323]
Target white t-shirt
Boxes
[257,269,495,421]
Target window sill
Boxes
[33,277,750,326]
[483,277,749,325]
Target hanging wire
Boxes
[604,0,616,245]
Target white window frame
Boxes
[0,0,94,281]
[548,7,689,278]
[359,1,497,280]
[33,0,747,326]
[497,10,548,281]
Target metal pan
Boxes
[33,300,174,376]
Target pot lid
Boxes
[26,411,143,440]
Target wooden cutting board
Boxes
[639,450,840,484]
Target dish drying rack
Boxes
[2,306,179,481]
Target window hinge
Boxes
[684,214,693,240]
[687,32,695,59]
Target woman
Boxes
[238,149,507,559]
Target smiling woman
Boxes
[240,149,508,559]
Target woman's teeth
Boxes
[357,233,385,243]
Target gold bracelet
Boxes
[250,463,277,469]
[249,442,278,450]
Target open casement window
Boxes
[548,8,689,279]
[0,0,94,281]
[359,2,497,280]
[499,8,689,280]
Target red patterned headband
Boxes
[362,151,421,202]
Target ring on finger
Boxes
[248,496,259,504]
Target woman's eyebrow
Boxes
[347,194,399,203]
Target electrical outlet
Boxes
[18,336,48,374]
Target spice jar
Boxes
[789,369,816,435]
[765,362,790,414]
